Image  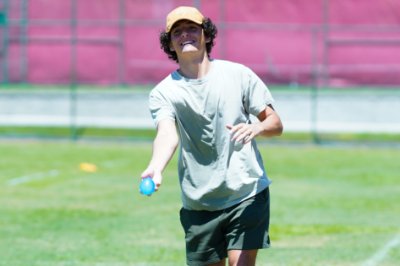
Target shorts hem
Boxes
[187,256,226,266]
[227,243,271,251]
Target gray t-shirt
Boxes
[149,59,274,211]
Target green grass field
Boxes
[1,140,399,266]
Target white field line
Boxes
[362,234,400,266]
[7,169,60,186]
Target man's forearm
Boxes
[257,113,283,137]
[257,105,283,137]
[148,131,179,173]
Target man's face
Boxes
[169,20,208,57]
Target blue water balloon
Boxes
[139,177,155,196]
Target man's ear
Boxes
[205,36,211,43]
[169,44,175,51]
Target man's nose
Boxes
[180,30,188,38]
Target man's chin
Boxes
[181,44,198,53]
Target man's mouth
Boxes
[181,40,195,47]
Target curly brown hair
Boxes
[159,18,218,63]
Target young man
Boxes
[141,6,283,266]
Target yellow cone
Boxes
[79,162,98,173]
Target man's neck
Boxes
[177,53,211,79]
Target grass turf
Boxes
[0,141,399,265]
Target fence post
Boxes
[0,2,9,84]
[69,0,78,140]
[311,27,320,144]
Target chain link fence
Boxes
[0,0,399,143]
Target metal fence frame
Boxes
[0,0,399,142]
[1,0,400,87]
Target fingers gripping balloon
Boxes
[139,177,156,196]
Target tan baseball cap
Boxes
[165,6,204,33]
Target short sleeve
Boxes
[242,67,274,116]
[149,88,176,126]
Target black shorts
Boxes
[179,188,270,265]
